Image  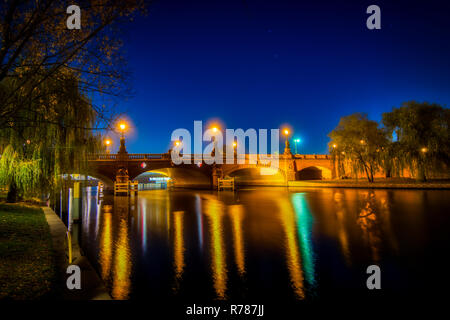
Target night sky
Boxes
[112,0,450,154]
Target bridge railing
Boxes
[127,154,166,160]
[88,153,168,160]
[88,154,118,160]
[88,153,331,161]
[294,154,330,159]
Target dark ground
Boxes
[0,203,57,299]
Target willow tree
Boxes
[0,70,102,202]
[0,146,40,202]
[329,113,388,182]
[382,101,450,181]
[0,0,146,201]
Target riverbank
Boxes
[288,178,450,189]
[0,202,111,300]
[42,206,111,300]
[0,203,56,299]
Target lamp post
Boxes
[331,143,339,178]
[418,147,428,181]
[283,128,291,155]
[119,123,126,138]
[173,140,181,158]
[105,139,112,154]
[118,122,128,154]
[211,126,219,156]
[294,138,300,154]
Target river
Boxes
[65,187,450,301]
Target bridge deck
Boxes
[88,153,331,161]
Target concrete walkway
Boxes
[42,206,111,300]
[288,180,450,189]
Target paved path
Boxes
[42,206,111,300]
[288,180,450,189]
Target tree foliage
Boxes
[0,145,40,199]
[0,0,145,130]
[0,72,103,201]
[382,101,450,181]
[328,113,388,182]
[329,103,450,182]
[0,0,145,201]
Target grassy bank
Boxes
[0,203,56,299]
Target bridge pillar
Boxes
[284,139,292,156]
[280,155,296,184]
[331,155,337,179]
[212,165,223,189]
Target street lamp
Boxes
[105,139,112,154]
[282,128,292,155]
[117,121,128,154]
[119,122,127,138]
[294,138,301,154]
[210,126,220,156]
[232,141,237,158]
[421,147,428,153]
[283,129,289,143]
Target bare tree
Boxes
[0,0,146,130]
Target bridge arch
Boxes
[65,172,114,186]
[223,165,286,186]
[130,166,211,188]
[295,166,332,180]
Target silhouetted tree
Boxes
[329,113,388,182]
[0,1,146,201]
[382,101,450,181]
[0,0,146,130]
[0,72,103,202]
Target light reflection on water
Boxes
[111,198,132,300]
[203,197,227,299]
[229,204,245,278]
[78,187,450,300]
[173,210,185,283]
[277,196,305,299]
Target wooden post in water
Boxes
[72,181,81,222]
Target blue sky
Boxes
[108,0,450,154]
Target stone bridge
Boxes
[85,152,335,189]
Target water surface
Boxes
[78,187,450,301]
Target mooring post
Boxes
[72,181,81,222]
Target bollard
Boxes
[72,181,81,221]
